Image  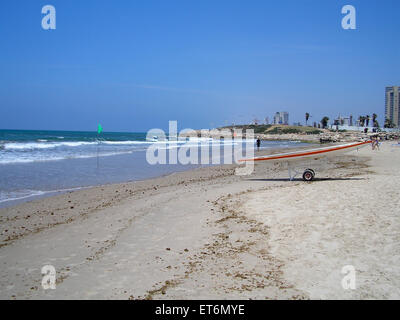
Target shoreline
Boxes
[1,142,399,299]
[0,140,312,209]
[0,162,237,247]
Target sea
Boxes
[0,129,309,207]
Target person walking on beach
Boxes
[375,137,380,150]
[371,137,380,150]
[256,137,261,151]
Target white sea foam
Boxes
[0,186,92,204]
[0,190,46,203]
[101,140,154,145]
[2,140,180,150]
[187,137,213,142]
[0,138,256,164]
[2,138,250,151]
[0,150,140,164]
[3,141,97,150]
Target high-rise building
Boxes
[385,86,400,127]
[273,112,289,125]
[282,112,289,125]
[273,113,279,124]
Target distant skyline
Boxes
[1,0,399,132]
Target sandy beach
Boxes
[1,141,399,299]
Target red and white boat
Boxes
[240,140,372,181]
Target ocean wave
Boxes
[0,190,46,203]
[101,140,154,145]
[1,138,251,151]
[2,140,178,150]
[3,141,98,150]
[0,150,139,164]
[0,139,258,164]
[0,186,92,204]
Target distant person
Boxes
[375,137,380,150]
[371,137,380,150]
[256,137,261,151]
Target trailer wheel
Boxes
[303,169,315,182]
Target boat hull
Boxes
[240,141,371,163]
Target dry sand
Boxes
[0,141,399,299]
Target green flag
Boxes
[97,124,103,134]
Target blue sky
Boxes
[0,0,399,132]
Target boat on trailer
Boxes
[239,140,372,181]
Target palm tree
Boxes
[358,115,365,127]
[365,115,370,127]
[305,113,310,126]
[384,118,395,128]
[321,116,329,129]
[372,113,378,127]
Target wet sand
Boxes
[0,142,399,299]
